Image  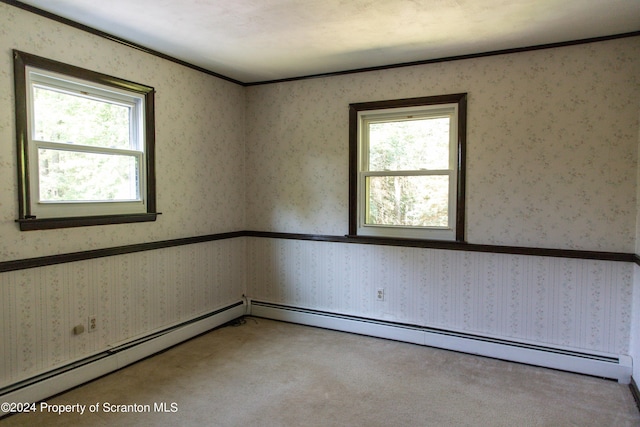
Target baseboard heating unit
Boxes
[249,300,632,384]
[0,301,245,409]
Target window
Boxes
[13,50,158,230]
[349,94,466,241]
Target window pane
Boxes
[38,148,140,202]
[369,117,449,171]
[366,175,449,227]
[33,86,132,149]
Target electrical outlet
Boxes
[88,315,97,332]
[376,288,385,301]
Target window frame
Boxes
[13,50,158,231]
[348,94,467,242]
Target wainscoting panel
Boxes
[631,263,640,381]
[0,237,246,389]
[246,237,632,356]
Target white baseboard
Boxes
[1,297,631,414]
[249,300,632,384]
[0,301,245,408]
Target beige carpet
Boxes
[1,317,639,426]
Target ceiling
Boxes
[14,0,640,84]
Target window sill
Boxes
[16,213,160,231]
[345,234,464,247]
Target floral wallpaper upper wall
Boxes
[245,37,640,252]
[0,4,246,262]
[636,107,640,256]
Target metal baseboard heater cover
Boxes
[0,301,246,408]
[1,298,632,413]
[249,300,632,384]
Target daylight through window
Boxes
[14,50,157,230]
[349,94,466,241]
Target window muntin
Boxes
[350,94,466,241]
[14,50,157,230]
[33,82,135,150]
[28,70,146,217]
[37,147,141,202]
[368,116,450,171]
[365,175,450,227]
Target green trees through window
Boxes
[13,50,157,230]
[34,86,139,202]
[367,118,450,227]
[349,94,467,241]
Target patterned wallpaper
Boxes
[633,265,640,380]
[0,238,246,388]
[632,110,640,380]
[0,3,246,262]
[245,37,640,252]
[1,2,639,392]
[247,237,632,356]
[0,3,247,388]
